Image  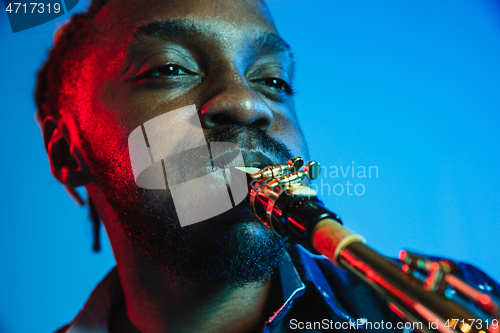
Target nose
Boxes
[199,79,273,131]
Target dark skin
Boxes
[43,0,308,332]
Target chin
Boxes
[187,200,267,236]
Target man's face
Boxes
[64,0,308,286]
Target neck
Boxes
[109,233,282,333]
[87,186,284,333]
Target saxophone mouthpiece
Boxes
[233,166,262,174]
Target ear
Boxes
[42,117,94,187]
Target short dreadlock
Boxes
[34,0,110,252]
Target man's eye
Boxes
[141,64,190,78]
[253,78,293,94]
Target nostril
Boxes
[205,112,272,131]
[210,114,233,126]
[252,118,270,129]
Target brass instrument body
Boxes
[247,157,500,333]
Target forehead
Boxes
[65,0,294,140]
[94,0,278,45]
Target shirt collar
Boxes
[66,268,123,333]
[64,246,354,332]
[270,246,356,324]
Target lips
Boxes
[210,147,242,170]
[162,143,278,226]
[162,144,277,187]
[210,148,276,169]
[240,150,276,169]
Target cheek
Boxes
[283,130,309,162]
[60,41,135,185]
[270,107,309,160]
[79,105,135,187]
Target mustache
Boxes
[203,125,294,165]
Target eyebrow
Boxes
[135,20,199,41]
[133,20,292,54]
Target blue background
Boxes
[1,0,499,332]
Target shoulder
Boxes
[52,267,122,333]
[54,324,70,333]
[425,254,500,299]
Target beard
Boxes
[87,125,294,289]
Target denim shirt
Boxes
[57,245,500,333]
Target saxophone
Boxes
[239,157,499,333]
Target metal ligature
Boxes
[241,157,500,333]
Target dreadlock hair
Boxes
[35,0,109,252]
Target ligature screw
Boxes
[288,157,304,172]
[304,161,321,180]
[251,157,305,180]
[266,161,322,189]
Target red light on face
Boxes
[426,277,433,285]
[431,262,440,270]
[479,294,491,306]
[402,264,409,273]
